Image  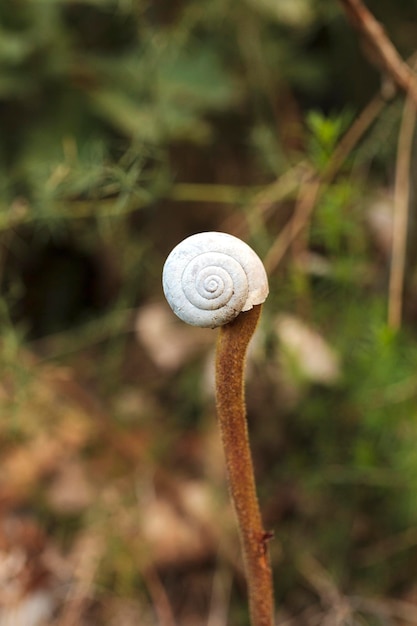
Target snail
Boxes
[162,231,274,624]
[162,231,269,328]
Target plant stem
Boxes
[215,304,274,626]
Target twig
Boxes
[220,165,306,239]
[207,561,233,626]
[58,534,104,626]
[264,174,320,274]
[143,567,177,626]
[264,97,383,273]
[263,92,386,274]
[263,51,417,275]
[357,525,417,567]
[388,85,417,329]
[298,553,343,610]
[298,554,353,626]
[324,94,386,180]
[170,183,256,205]
[338,0,417,107]
[351,596,417,624]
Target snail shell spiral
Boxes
[162,231,269,328]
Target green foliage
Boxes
[306,109,353,171]
[313,179,364,255]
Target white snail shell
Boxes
[162,231,269,328]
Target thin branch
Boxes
[351,596,417,624]
[388,83,417,329]
[338,0,417,107]
[207,562,233,626]
[143,567,178,626]
[263,49,417,275]
[264,93,384,273]
[264,173,320,274]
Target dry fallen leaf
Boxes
[275,314,341,386]
[0,590,55,626]
[135,302,211,372]
[46,461,94,514]
[138,474,229,569]
[0,516,56,626]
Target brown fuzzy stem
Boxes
[215,304,274,626]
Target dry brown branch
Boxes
[357,525,417,567]
[220,165,305,239]
[264,173,320,274]
[388,87,416,330]
[58,534,105,626]
[207,563,232,626]
[263,51,417,276]
[297,554,353,626]
[351,596,417,624]
[263,94,384,273]
[143,567,177,626]
[324,94,386,180]
[338,0,417,106]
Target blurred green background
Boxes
[2,0,417,624]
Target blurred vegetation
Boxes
[2,0,417,625]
